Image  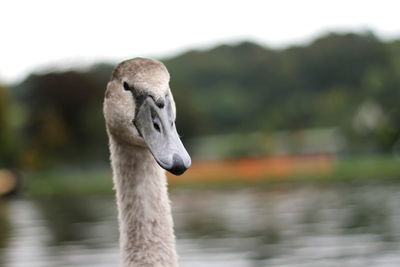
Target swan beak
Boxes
[134,96,191,175]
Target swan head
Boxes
[104,57,191,175]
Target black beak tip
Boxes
[168,154,189,176]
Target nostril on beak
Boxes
[169,154,188,175]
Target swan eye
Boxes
[156,101,165,109]
[123,82,130,91]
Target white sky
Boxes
[1,0,399,84]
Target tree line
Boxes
[0,31,399,169]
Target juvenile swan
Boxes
[103,58,191,266]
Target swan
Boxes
[103,57,191,266]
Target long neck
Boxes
[109,135,177,267]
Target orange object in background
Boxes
[168,154,334,184]
[0,170,18,197]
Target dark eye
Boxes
[156,101,165,109]
[123,82,130,91]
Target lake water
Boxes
[1,181,400,267]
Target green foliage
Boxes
[4,31,400,169]
[164,32,400,153]
[0,85,19,167]
[13,64,113,169]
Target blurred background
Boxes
[1,0,400,266]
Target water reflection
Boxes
[35,196,118,246]
[0,182,400,266]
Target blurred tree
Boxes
[165,31,398,153]
[14,64,113,169]
[8,31,400,168]
[0,85,18,167]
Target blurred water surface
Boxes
[1,182,400,267]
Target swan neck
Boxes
[109,136,177,267]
